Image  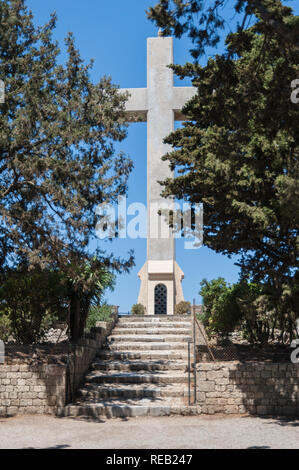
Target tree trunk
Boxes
[69,294,81,343]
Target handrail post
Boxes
[193,298,197,405]
[188,341,191,406]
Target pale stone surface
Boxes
[0,316,119,417]
[137,260,185,315]
[195,362,299,416]
[2,414,299,449]
[148,260,173,274]
[121,35,196,315]
[61,315,193,418]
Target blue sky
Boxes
[25,0,297,312]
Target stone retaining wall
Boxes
[0,363,66,416]
[0,310,118,417]
[67,311,118,402]
[196,362,299,416]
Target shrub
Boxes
[199,278,243,338]
[85,304,113,331]
[175,301,191,315]
[0,310,12,342]
[0,262,115,344]
[66,259,115,341]
[236,283,275,344]
[0,269,68,344]
[131,304,145,315]
[199,278,298,345]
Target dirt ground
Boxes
[0,414,298,449]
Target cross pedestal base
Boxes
[137,260,184,315]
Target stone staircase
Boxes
[63,315,200,419]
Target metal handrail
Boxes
[195,316,216,362]
[191,300,216,405]
[193,306,197,404]
[187,340,191,406]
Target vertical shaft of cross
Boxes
[147,37,175,261]
[120,35,197,314]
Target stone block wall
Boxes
[196,362,299,416]
[0,310,118,417]
[0,363,66,416]
[66,312,117,402]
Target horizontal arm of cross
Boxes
[120,88,148,122]
[172,87,197,121]
[120,86,197,123]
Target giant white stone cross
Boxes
[121,34,196,315]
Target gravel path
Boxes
[0,414,298,449]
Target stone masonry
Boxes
[0,363,66,416]
[196,362,299,416]
[63,316,299,419]
[0,311,118,417]
[1,313,298,418]
[121,34,197,315]
[63,315,195,419]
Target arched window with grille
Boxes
[154,284,167,315]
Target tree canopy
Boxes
[147,0,298,59]
[0,0,135,340]
[0,0,133,276]
[148,0,299,300]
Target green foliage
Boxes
[148,1,299,305]
[0,269,68,344]
[147,0,297,59]
[238,281,299,344]
[175,301,191,315]
[200,278,243,338]
[0,310,12,342]
[66,257,116,341]
[0,1,135,342]
[236,283,275,344]
[65,257,115,309]
[131,304,145,315]
[85,304,113,332]
[0,260,116,343]
[200,277,298,344]
[0,0,134,278]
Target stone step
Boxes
[108,342,189,351]
[92,359,188,372]
[77,383,190,400]
[113,327,192,335]
[118,315,192,323]
[62,402,201,419]
[62,313,197,419]
[116,322,192,329]
[109,335,192,343]
[98,350,188,360]
[85,371,189,385]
